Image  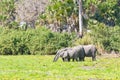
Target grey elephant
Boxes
[53,45,85,62]
[53,47,71,62]
[83,45,97,61]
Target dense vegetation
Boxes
[0,25,119,55]
[40,0,120,27]
[83,0,119,26]
[0,0,120,55]
[74,23,120,53]
[0,27,75,55]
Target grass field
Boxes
[0,55,119,80]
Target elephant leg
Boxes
[92,56,96,61]
[79,58,82,61]
[82,58,85,61]
[83,57,85,61]
[82,57,85,61]
[79,57,85,61]
[68,58,70,62]
[63,58,70,62]
[62,58,68,62]
[76,58,79,62]
[62,58,65,61]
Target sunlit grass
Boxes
[0,55,119,80]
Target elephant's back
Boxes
[72,45,84,56]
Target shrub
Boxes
[89,23,120,53]
[0,27,75,55]
[73,34,93,46]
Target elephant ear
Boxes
[59,51,64,57]
[62,51,68,58]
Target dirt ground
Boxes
[98,53,120,58]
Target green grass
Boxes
[0,55,119,80]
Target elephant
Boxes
[83,45,97,61]
[53,45,85,62]
[53,47,72,62]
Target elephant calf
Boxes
[53,47,71,62]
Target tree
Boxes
[15,0,49,29]
[0,0,17,28]
[39,0,79,33]
[78,0,83,38]
[83,0,118,26]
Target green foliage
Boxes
[39,0,78,26]
[38,0,120,34]
[0,0,17,28]
[73,20,120,53]
[0,27,75,55]
[73,34,93,46]
[89,22,120,52]
[83,0,119,26]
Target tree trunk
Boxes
[78,0,83,38]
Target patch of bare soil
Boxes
[100,53,120,58]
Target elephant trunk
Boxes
[53,53,60,62]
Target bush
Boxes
[0,27,75,55]
[89,23,120,53]
[73,22,120,53]
[73,34,93,46]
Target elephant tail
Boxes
[53,52,60,62]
